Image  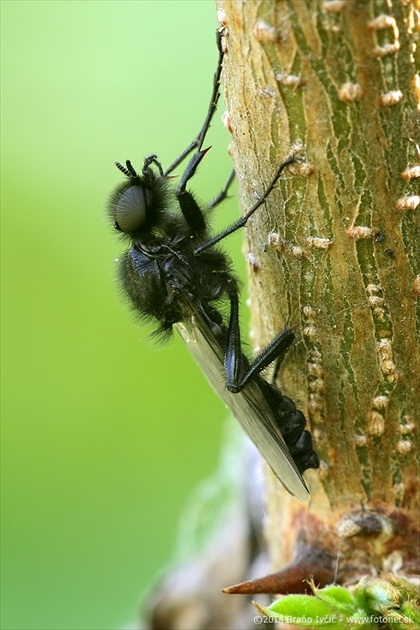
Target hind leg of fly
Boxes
[224,283,295,393]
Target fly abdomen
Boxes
[287,431,320,474]
[257,379,319,474]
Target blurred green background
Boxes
[1,2,245,628]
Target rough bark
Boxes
[217,0,419,593]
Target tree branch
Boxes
[218,0,419,591]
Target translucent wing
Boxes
[175,314,310,503]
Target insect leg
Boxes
[164,30,225,177]
[194,154,295,255]
[224,283,243,392]
[177,188,207,233]
[175,150,211,233]
[174,147,233,232]
[142,154,164,177]
[206,169,236,211]
[223,293,319,472]
[237,329,296,391]
[223,280,292,391]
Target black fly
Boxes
[108,31,319,501]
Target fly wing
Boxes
[175,315,310,502]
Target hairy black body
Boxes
[110,163,236,340]
[107,31,319,500]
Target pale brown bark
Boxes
[218,0,419,590]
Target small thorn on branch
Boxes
[222,545,336,595]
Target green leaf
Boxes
[315,584,357,614]
[259,578,419,629]
[363,577,401,612]
[267,593,348,628]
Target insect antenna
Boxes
[115,160,138,178]
[126,160,139,178]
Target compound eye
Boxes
[113,185,148,234]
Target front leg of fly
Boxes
[176,152,210,234]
